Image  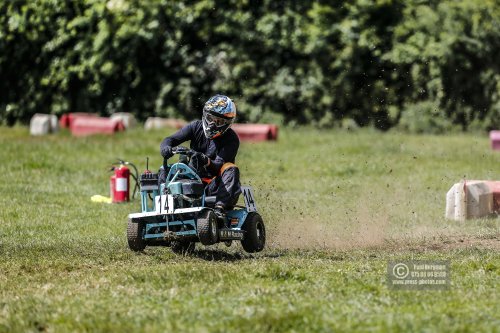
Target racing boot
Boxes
[214,204,228,227]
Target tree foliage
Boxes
[1,0,499,131]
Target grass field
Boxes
[0,126,499,332]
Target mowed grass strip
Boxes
[0,126,498,332]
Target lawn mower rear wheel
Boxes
[241,212,266,253]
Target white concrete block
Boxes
[30,114,51,136]
[466,182,493,218]
[446,180,500,220]
[445,184,458,220]
[110,112,137,129]
[49,114,59,133]
[144,117,187,130]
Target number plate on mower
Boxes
[241,186,257,212]
[155,195,175,214]
[219,229,244,240]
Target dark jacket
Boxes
[160,120,239,177]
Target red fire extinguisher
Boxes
[110,164,130,203]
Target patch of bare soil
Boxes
[268,218,500,251]
[393,234,500,252]
[267,188,397,250]
[266,188,499,252]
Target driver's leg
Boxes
[206,165,241,213]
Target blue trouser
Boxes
[206,166,241,209]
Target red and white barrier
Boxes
[446,180,500,220]
[489,131,500,150]
[70,117,125,136]
[231,124,278,142]
[60,113,98,128]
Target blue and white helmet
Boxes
[202,94,237,139]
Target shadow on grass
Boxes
[193,249,250,261]
[191,249,287,262]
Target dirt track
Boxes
[268,218,500,251]
[399,234,500,251]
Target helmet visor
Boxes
[204,112,232,127]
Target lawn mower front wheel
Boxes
[127,219,146,252]
[197,210,219,245]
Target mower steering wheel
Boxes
[172,146,194,156]
[163,146,194,171]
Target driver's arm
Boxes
[160,122,195,156]
[206,139,239,175]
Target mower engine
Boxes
[139,170,159,212]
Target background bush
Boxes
[1,0,499,132]
[396,101,455,134]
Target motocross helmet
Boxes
[202,94,236,139]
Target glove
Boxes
[160,145,173,159]
[191,152,210,167]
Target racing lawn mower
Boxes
[127,146,266,254]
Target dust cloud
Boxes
[267,193,391,250]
